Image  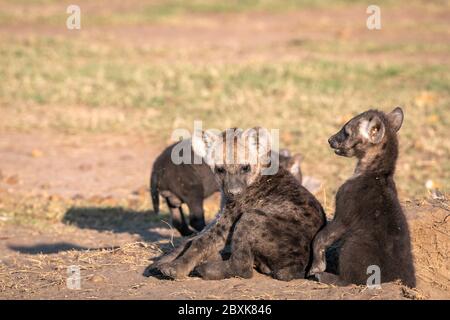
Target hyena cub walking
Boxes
[309,107,416,287]
[152,128,325,281]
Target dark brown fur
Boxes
[150,128,324,281]
[308,107,416,288]
[150,140,219,235]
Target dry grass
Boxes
[0,241,162,296]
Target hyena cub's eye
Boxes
[215,166,226,174]
[344,126,351,137]
[241,164,251,173]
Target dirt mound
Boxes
[405,199,449,298]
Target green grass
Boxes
[1,38,449,111]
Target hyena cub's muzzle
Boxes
[328,128,352,157]
[217,164,253,200]
[223,177,245,199]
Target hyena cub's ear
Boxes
[192,129,221,165]
[279,148,291,158]
[386,107,404,132]
[242,127,273,162]
[287,153,302,177]
[361,115,386,144]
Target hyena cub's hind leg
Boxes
[185,196,206,233]
[161,191,194,236]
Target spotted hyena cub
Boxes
[279,149,303,184]
[150,127,325,281]
[308,107,416,287]
[150,139,303,236]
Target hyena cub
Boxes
[308,107,416,287]
[152,128,325,281]
[150,140,219,236]
[150,140,303,236]
[279,149,303,184]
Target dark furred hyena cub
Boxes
[150,140,219,236]
[151,127,325,281]
[308,107,416,288]
[150,140,303,236]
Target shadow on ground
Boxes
[7,207,181,256]
[8,242,121,254]
[62,206,175,242]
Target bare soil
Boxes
[0,132,161,199]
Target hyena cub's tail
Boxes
[150,170,159,215]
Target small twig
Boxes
[160,219,175,247]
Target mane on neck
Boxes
[354,131,398,177]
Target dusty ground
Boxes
[0,132,448,300]
[0,1,448,300]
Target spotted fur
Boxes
[150,128,325,280]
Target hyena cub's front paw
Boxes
[307,258,326,277]
[158,261,190,279]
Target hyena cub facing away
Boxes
[150,140,303,236]
[309,107,416,287]
[150,140,218,236]
[152,128,325,281]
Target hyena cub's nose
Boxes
[328,137,338,149]
[228,187,243,196]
